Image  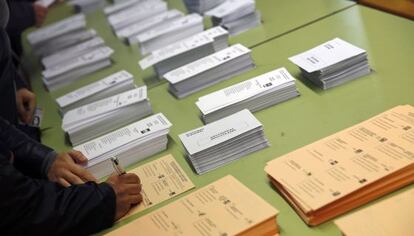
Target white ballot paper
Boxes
[164,44,254,98]
[107,0,167,30]
[56,70,135,114]
[28,14,86,46]
[135,13,204,55]
[104,0,141,15]
[205,0,260,35]
[288,38,371,89]
[179,109,268,174]
[41,37,105,69]
[75,113,172,178]
[42,46,113,91]
[139,26,228,71]
[63,86,152,145]
[121,154,195,219]
[196,67,300,123]
[116,10,183,44]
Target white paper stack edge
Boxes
[205,0,261,35]
[196,67,300,124]
[134,13,204,55]
[179,109,268,174]
[68,0,106,13]
[107,0,167,31]
[104,0,143,15]
[183,0,225,14]
[36,0,55,8]
[42,46,114,91]
[164,44,254,99]
[289,38,371,90]
[41,37,105,69]
[62,86,152,146]
[27,14,93,56]
[75,113,172,179]
[116,10,184,44]
[139,26,229,78]
[56,70,136,115]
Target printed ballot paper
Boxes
[196,67,300,123]
[265,105,414,226]
[164,44,254,99]
[334,188,414,236]
[134,13,204,55]
[75,113,172,179]
[179,109,269,174]
[139,26,229,78]
[42,46,114,91]
[121,154,195,219]
[289,38,371,89]
[107,175,279,236]
[62,86,152,146]
[205,0,261,35]
[56,70,136,114]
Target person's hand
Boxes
[48,150,97,187]
[16,88,36,124]
[106,173,142,220]
[33,3,48,27]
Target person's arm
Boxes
[6,1,36,35]
[0,154,116,235]
[0,116,53,178]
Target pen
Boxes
[110,157,126,176]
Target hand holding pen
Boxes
[105,157,143,220]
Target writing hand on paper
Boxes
[48,150,97,187]
[16,88,36,124]
[106,173,142,220]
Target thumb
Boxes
[69,150,88,165]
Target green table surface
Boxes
[23,2,414,236]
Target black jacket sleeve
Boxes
[6,0,36,37]
[0,116,53,178]
[0,154,116,236]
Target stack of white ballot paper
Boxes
[289,38,371,89]
[41,37,105,69]
[27,14,93,56]
[183,0,224,13]
[56,70,136,114]
[134,13,204,55]
[164,44,254,99]
[205,0,261,35]
[196,67,300,123]
[179,109,268,174]
[42,46,114,91]
[104,0,142,16]
[116,10,184,45]
[75,113,172,179]
[62,86,152,146]
[68,0,105,13]
[139,26,229,77]
[107,0,167,31]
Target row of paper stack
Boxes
[103,0,261,57]
[27,14,114,91]
[104,0,204,55]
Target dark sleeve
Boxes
[6,0,36,36]
[0,155,116,235]
[0,117,54,178]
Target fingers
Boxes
[63,171,85,185]
[71,164,97,182]
[121,173,141,184]
[128,194,143,205]
[125,184,142,195]
[69,150,88,165]
[58,177,71,188]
